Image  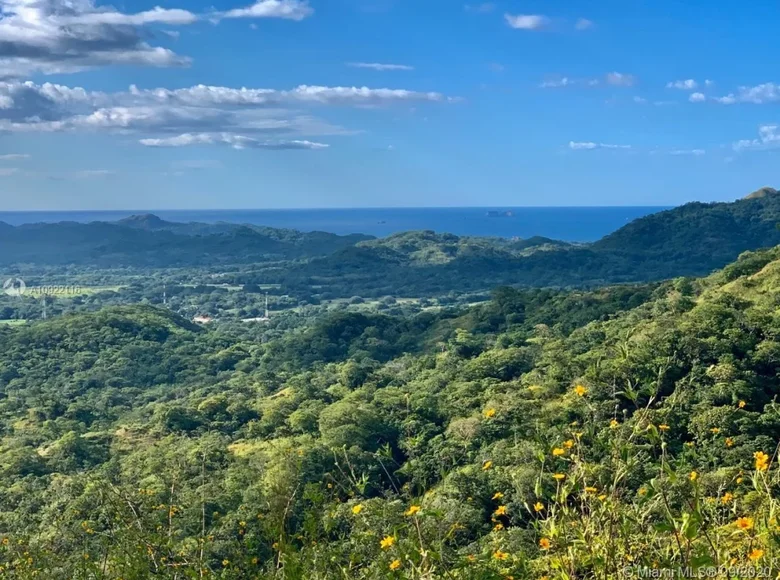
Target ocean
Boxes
[0,207,670,242]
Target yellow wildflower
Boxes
[493,550,509,560]
[735,517,754,531]
[585,486,597,493]
[539,538,551,550]
[492,492,504,500]
[484,408,496,418]
[689,471,698,482]
[380,536,396,549]
[739,400,746,409]
[574,385,587,396]
[721,492,734,504]
[482,460,493,471]
[533,502,544,512]
[552,447,565,457]
[726,437,734,447]
[563,439,574,449]
[610,419,619,429]
[748,548,764,561]
[352,504,363,515]
[389,559,402,570]
[494,505,507,516]
[754,451,770,471]
[553,473,565,481]
[405,505,421,517]
[710,427,721,434]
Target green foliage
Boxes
[4,245,780,576]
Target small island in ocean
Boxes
[486,210,514,217]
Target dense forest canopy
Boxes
[2,191,780,577]
[1,243,780,576]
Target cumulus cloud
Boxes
[733,125,780,151]
[666,79,698,90]
[218,0,313,21]
[0,80,454,150]
[347,62,414,71]
[505,13,548,30]
[568,141,631,150]
[140,133,328,150]
[669,149,705,156]
[690,83,780,105]
[0,0,313,77]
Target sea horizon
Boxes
[0,206,673,242]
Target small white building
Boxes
[193,315,214,324]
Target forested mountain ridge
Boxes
[277,189,780,296]
[2,246,780,576]
[0,217,373,266]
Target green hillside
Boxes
[279,189,780,297]
[2,247,780,576]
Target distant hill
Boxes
[4,188,780,297]
[277,187,780,296]
[0,216,374,266]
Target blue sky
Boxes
[0,0,779,209]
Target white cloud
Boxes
[0,0,313,77]
[347,62,414,72]
[633,96,648,104]
[60,7,198,26]
[0,153,28,160]
[705,79,715,87]
[140,133,328,150]
[666,79,698,90]
[689,92,706,103]
[0,0,194,76]
[692,83,780,105]
[219,0,313,21]
[0,80,454,150]
[733,125,780,151]
[0,167,17,176]
[540,77,571,88]
[669,149,705,156]
[713,95,737,104]
[575,18,593,30]
[505,13,548,30]
[569,141,631,150]
[541,73,637,89]
[605,72,636,87]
